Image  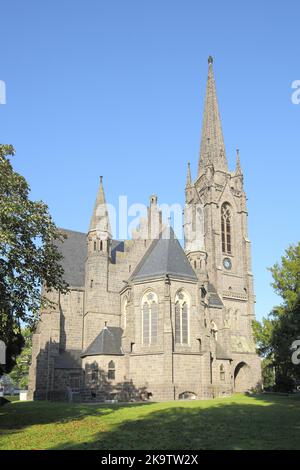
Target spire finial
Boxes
[208,55,213,64]
[186,161,192,187]
[100,175,103,184]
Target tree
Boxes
[9,327,32,389]
[253,242,300,391]
[0,145,68,374]
[269,243,300,309]
[252,318,276,390]
[270,299,300,391]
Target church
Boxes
[28,57,261,402]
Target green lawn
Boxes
[0,394,299,450]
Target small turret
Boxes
[88,176,112,255]
[235,149,243,176]
[233,149,244,193]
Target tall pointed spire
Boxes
[186,161,192,187]
[89,176,112,238]
[198,56,227,176]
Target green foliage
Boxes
[254,242,300,391]
[261,357,275,390]
[0,312,24,375]
[252,318,274,357]
[269,242,300,309]
[0,144,69,373]
[8,328,32,389]
[271,300,300,391]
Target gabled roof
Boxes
[207,282,223,308]
[55,229,125,285]
[111,240,125,264]
[55,349,82,369]
[130,227,197,282]
[81,326,123,357]
[56,229,87,287]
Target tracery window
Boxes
[108,360,115,380]
[220,364,225,381]
[142,292,158,345]
[221,203,232,254]
[91,363,99,382]
[175,290,190,344]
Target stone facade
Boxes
[28,57,261,402]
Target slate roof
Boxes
[130,227,197,282]
[81,326,123,357]
[55,350,82,369]
[56,229,125,286]
[207,282,223,308]
[56,229,87,287]
[111,240,125,264]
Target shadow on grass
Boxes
[0,399,152,439]
[1,394,300,450]
[49,394,300,450]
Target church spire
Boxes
[89,176,112,238]
[186,161,192,187]
[198,56,227,176]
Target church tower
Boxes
[84,177,113,343]
[185,56,257,354]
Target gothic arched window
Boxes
[220,364,225,381]
[91,363,99,382]
[142,292,158,345]
[175,290,190,344]
[221,203,232,254]
[108,360,115,380]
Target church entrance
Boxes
[234,362,251,392]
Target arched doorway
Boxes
[179,391,198,400]
[234,362,251,392]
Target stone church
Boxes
[28,57,261,402]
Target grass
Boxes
[5,395,19,402]
[0,393,300,450]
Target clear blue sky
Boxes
[1,1,299,322]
